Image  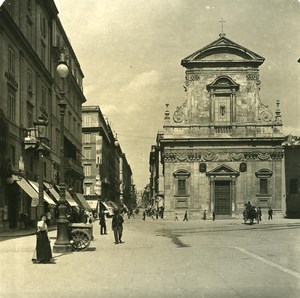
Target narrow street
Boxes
[1,215,300,298]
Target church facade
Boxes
[154,34,285,219]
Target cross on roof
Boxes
[219,18,226,34]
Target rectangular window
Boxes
[41,87,46,107]
[178,179,186,196]
[84,165,91,176]
[41,42,46,64]
[8,47,15,74]
[40,15,47,37]
[8,89,16,122]
[83,115,92,127]
[27,68,32,92]
[83,133,91,143]
[83,148,91,159]
[85,185,91,195]
[289,178,298,195]
[26,102,33,128]
[260,179,268,194]
[26,18,33,43]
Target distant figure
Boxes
[160,206,164,219]
[268,207,273,220]
[203,210,207,220]
[99,210,107,235]
[143,209,146,221]
[183,210,188,221]
[112,209,124,244]
[156,209,159,220]
[174,213,178,221]
[212,211,215,221]
[32,214,53,264]
[257,207,262,222]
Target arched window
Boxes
[207,76,239,126]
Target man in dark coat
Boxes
[99,210,107,235]
[112,209,124,244]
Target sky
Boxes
[54,0,300,191]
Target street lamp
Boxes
[33,115,48,220]
[53,52,72,253]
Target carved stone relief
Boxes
[163,150,283,163]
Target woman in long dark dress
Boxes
[32,214,53,263]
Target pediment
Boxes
[181,36,264,68]
[206,164,240,176]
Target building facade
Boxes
[0,0,85,231]
[153,34,285,219]
[82,106,135,211]
[283,135,300,218]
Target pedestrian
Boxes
[174,213,178,221]
[257,207,262,221]
[203,210,207,220]
[160,206,164,219]
[268,207,273,220]
[212,211,215,221]
[183,210,188,221]
[156,209,159,220]
[112,209,124,244]
[99,210,107,235]
[143,209,146,221]
[32,214,53,264]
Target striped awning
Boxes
[12,175,39,207]
[28,180,56,205]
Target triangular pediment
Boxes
[206,164,240,176]
[181,36,264,68]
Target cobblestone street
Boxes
[1,215,300,298]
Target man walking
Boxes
[112,209,124,244]
[268,207,273,220]
[183,210,188,221]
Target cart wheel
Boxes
[69,229,91,251]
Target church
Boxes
[153,32,285,219]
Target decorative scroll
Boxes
[259,109,273,122]
[173,109,186,123]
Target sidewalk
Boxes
[0,225,57,238]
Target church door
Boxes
[215,181,231,215]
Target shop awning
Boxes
[54,185,79,207]
[65,191,79,207]
[100,201,114,216]
[12,175,39,207]
[86,200,98,210]
[107,201,119,210]
[43,182,60,202]
[74,193,92,211]
[28,180,56,205]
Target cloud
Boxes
[122,70,161,93]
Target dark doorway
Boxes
[215,181,231,215]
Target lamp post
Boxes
[53,53,72,253]
[33,115,48,220]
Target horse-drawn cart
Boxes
[243,205,259,224]
[68,223,93,251]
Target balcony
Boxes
[64,157,84,178]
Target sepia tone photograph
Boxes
[0,0,300,297]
